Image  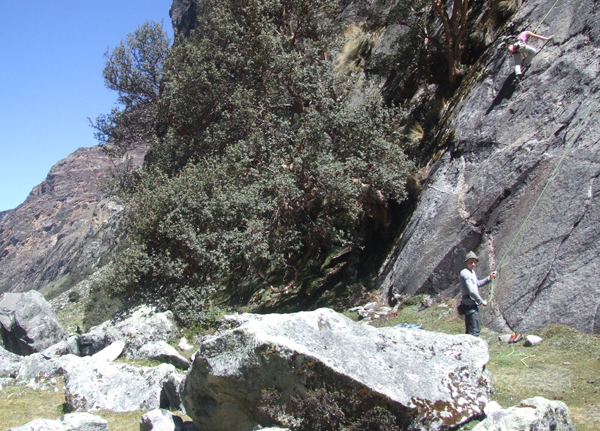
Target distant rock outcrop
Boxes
[0,145,146,294]
[379,0,600,334]
[0,290,65,355]
[170,0,200,36]
[182,308,491,431]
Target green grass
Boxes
[0,384,66,429]
[4,298,597,430]
[0,382,191,430]
[364,300,600,431]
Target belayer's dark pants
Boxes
[464,306,481,337]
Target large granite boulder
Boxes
[7,412,108,431]
[182,308,491,431]
[0,291,65,355]
[16,353,65,383]
[473,397,574,431]
[79,305,178,357]
[62,355,178,412]
[378,0,600,334]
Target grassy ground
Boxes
[0,382,191,430]
[1,297,597,429]
[363,299,600,431]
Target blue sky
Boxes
[0,1,174,212]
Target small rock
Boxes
[140,409,184,431]
[59,412,109,431]
[363,302,378,311]
[92,341,125,362]
[178,337,194,351]
[139,341,190,370]
[357,309,370,319]
[348,306,363,312]
[563,362,572,366]
[498,334,513,344]
[483,401,503,416]
[524,335,543,347]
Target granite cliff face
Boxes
[379,0,600,334]
[0,145,145,294]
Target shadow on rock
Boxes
[486,73,520,115]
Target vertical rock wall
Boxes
[379,0,600,334]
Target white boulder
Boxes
[79,305,178,358]
[0,291,65,355]
[62,355,178,412]
[178,337,194,351]
[524,335,543,347]
[182,308,491,431]
[473,397,574,431]
[138,341,190,370]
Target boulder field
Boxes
[0,292,575,431]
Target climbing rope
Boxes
[533,0,562,34]
[486,96,600,306]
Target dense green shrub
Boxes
[99,0,414,325]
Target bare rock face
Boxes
[378,0,600,334]
[170,0,200,36]
[0,145,146,294]
[0,291,65,355]
[182,308,491,431]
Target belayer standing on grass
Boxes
[459,251,497,337]
[508,30,554,75]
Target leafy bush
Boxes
[99,0,414,324]
[260,387,403,431]
[91,20,171,156]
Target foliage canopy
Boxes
[99,0,414,324]
[92,20,171,155]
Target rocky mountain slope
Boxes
[379,0,600,334]
[0,145,145,295]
